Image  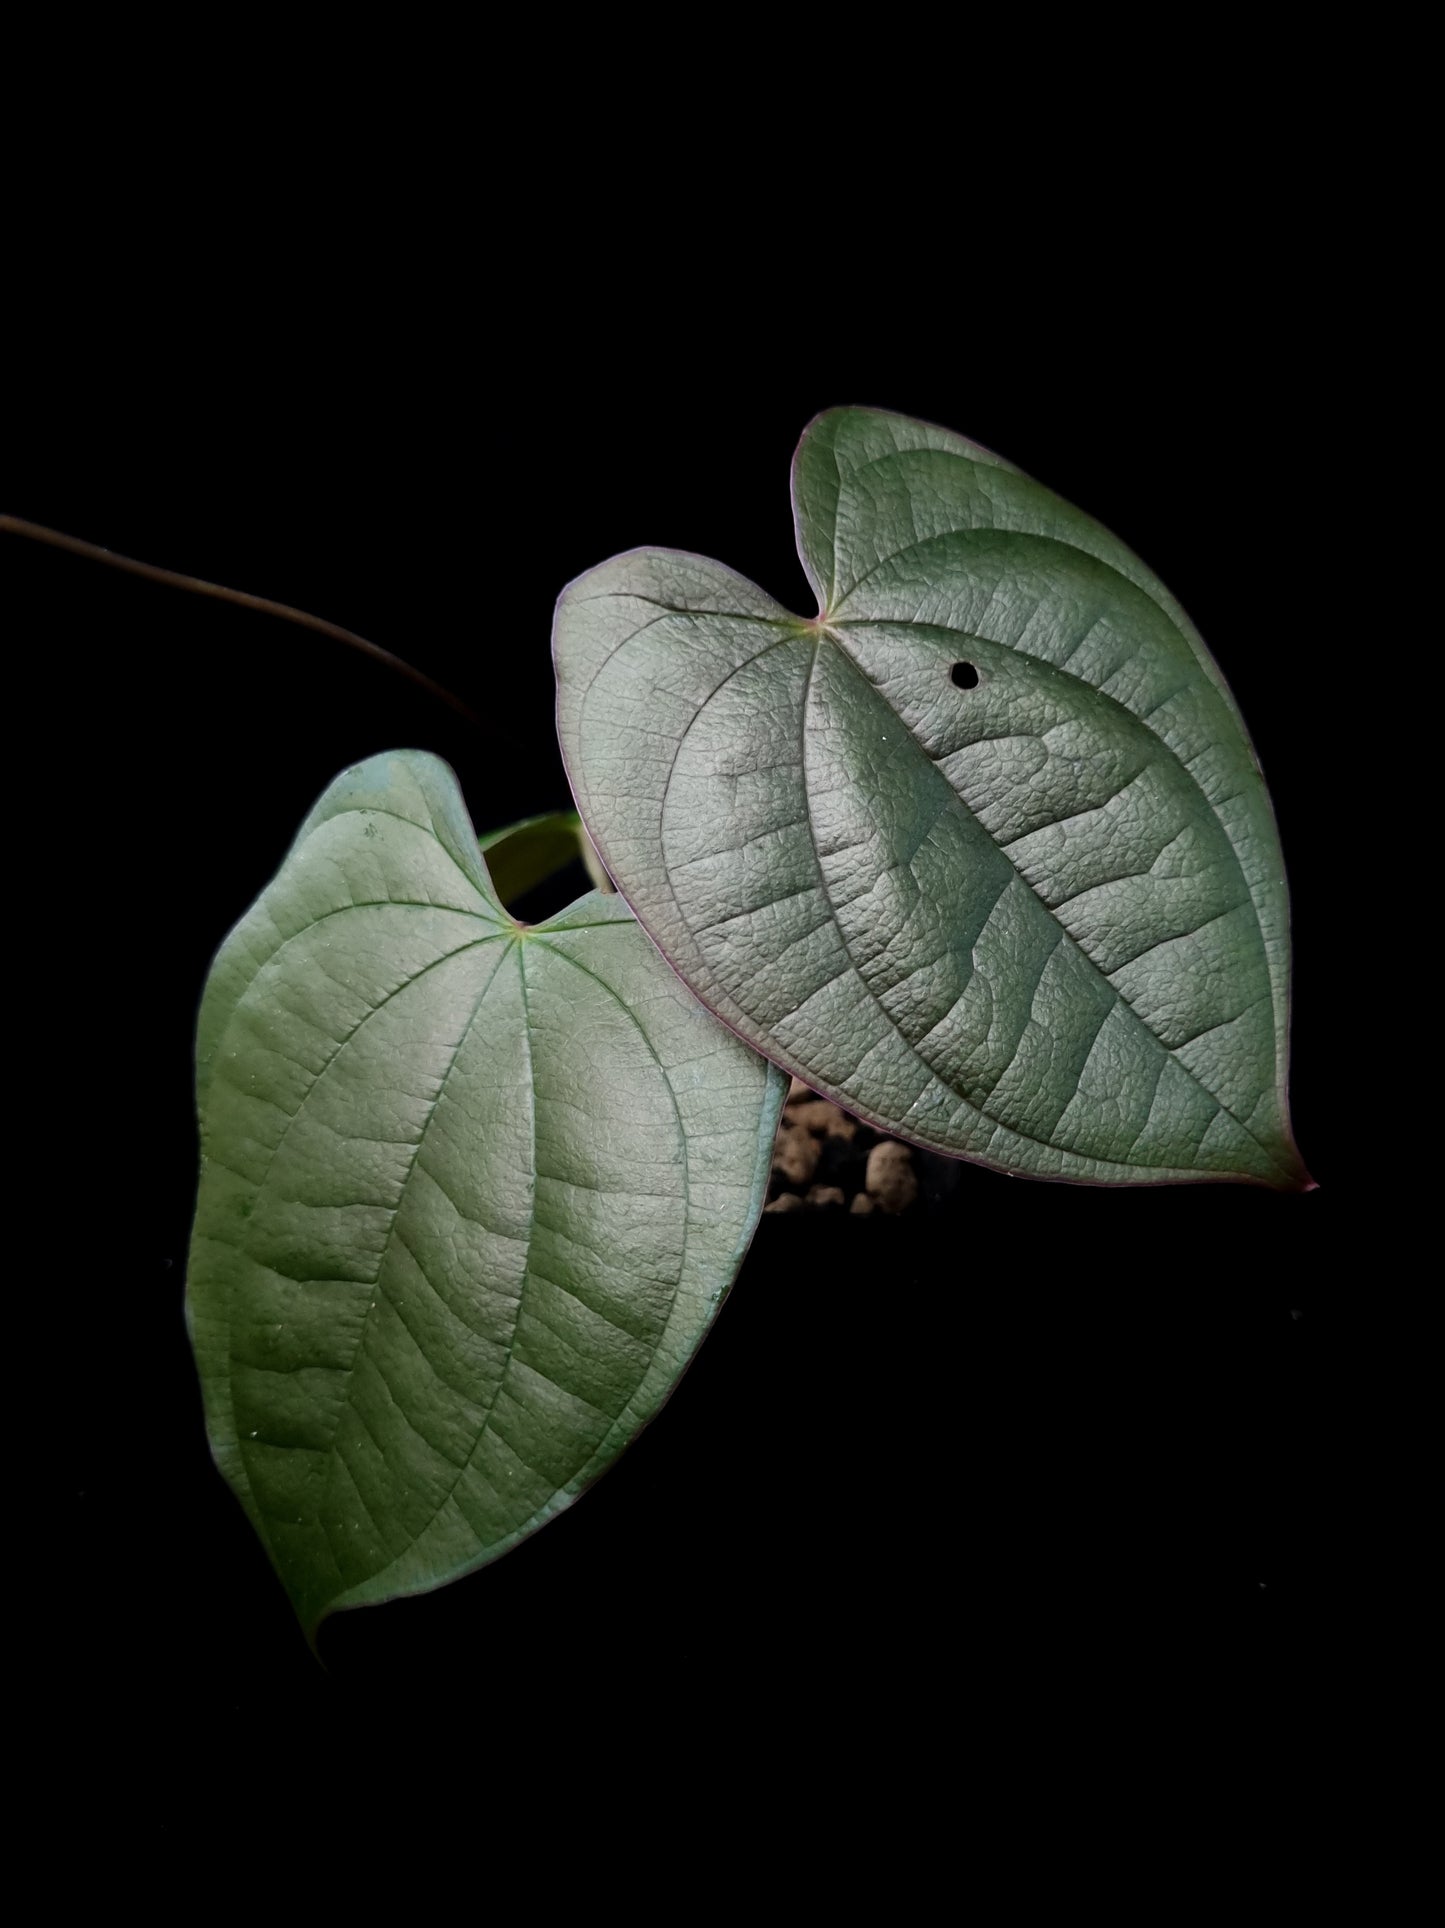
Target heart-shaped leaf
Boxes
[187,751,784,1634]
[555,408,1308,1187]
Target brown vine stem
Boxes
[0,513,480,725]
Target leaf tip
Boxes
[1273,1141,1318,1193]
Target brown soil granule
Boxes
[764,1085,935,1214]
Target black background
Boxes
[8,66,1440,1874]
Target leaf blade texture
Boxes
[555,407,1307,1188]
[187,750,784,1632]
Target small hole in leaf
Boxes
[950,661,980,689]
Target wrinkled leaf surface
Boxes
[188,751,783,1631]
[555,408,1307,1187]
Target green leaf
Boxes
[477,807,613,906]
[476,808,589,908]
[555,407,1308,1188]
[187,751,784,1634]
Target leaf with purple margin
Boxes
[554,407,1308,1189]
